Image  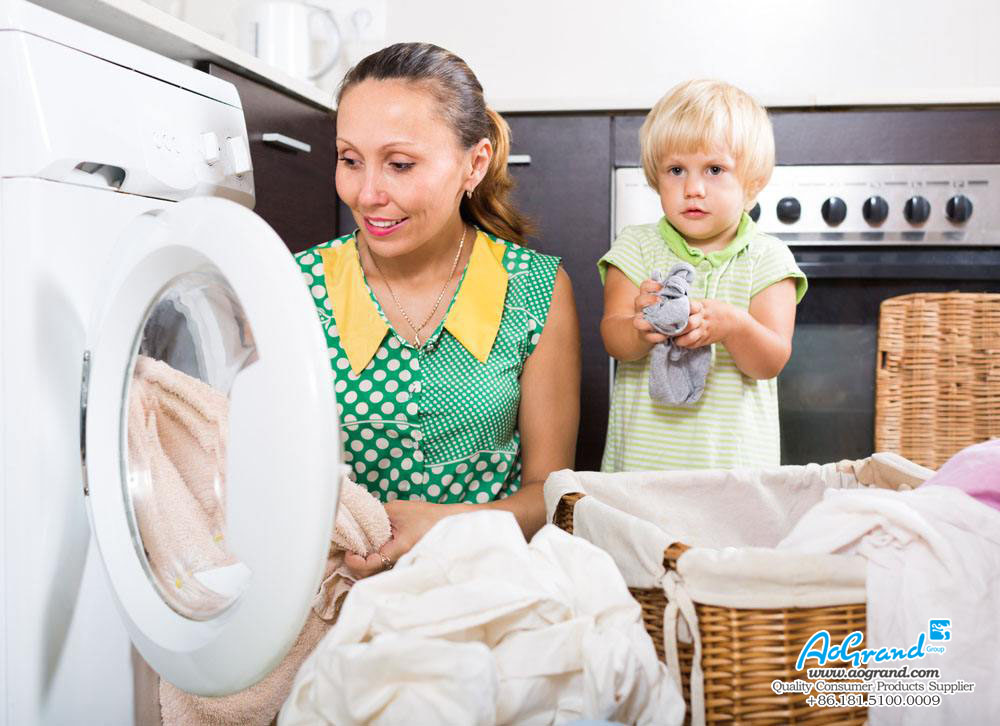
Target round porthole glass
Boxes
[121,268,257,621]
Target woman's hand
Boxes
[343,500,472,579]
[631,279,670,345]
[673,298,737,349]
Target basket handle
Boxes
[558,494,691,572]
[553,492,586,533]
[664,541,690,570]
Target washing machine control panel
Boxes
[225,135,253,177]
[0,25,255,208]
[201,132,222,166]
[139,101,254,204]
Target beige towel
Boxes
[159,474,391,726]
[127,356,240,617]
[160,610,332,726]
[132,357,392,725]
[312,469,393,619]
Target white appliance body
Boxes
[1,2,339,723]
[2,181,163,726]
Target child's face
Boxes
[656,148,751,250]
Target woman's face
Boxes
[336,79,478,257]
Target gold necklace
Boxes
[367,225,467,347]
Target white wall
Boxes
[167,0,1000,110]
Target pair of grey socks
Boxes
[642,263,711,405]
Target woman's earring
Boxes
[466,189,473,199]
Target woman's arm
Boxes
[480,265,580,538]
[674,277,797,379]
[345,266,581,576]
[600,265,669,361]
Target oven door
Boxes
[779,246,1000,465]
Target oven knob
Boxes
[862,195,889,225]
[904,196,931,225]
[946,194,973,223]
[776,197,801,224]
[748,202,761,222]
[821,196,847,226]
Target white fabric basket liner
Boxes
[543,453,932,608]
[543,454,933,726]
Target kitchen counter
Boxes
[28,0,337,111]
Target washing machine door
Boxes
[81,196,340,696]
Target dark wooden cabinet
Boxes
[612,113,644,167]
[505,114,613,472]
[337,198,356,237]
[201,63,338,253]
[613,108,1000,167]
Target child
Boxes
[599,79,807,472]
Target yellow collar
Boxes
[319,230,509,374]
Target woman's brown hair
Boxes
[337,42,533,245]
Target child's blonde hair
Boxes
[640,79,775,200]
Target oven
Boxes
[758,163,1000,464]
[612,107,1000,466]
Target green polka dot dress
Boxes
[295,229,560,504]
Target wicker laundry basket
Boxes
[876,292,1000,468]
[547,456,931,726]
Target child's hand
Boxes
[632,279,670,344]
[674,298,736,348]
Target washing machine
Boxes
[0,2,342,723]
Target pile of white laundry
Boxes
[778,448,1000,725]
[279,510,683,726]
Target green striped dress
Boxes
[598,213,807,472]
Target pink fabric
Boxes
[924,439,1000,511]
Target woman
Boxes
[295,42,581,577]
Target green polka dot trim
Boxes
[295,231,560,503]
